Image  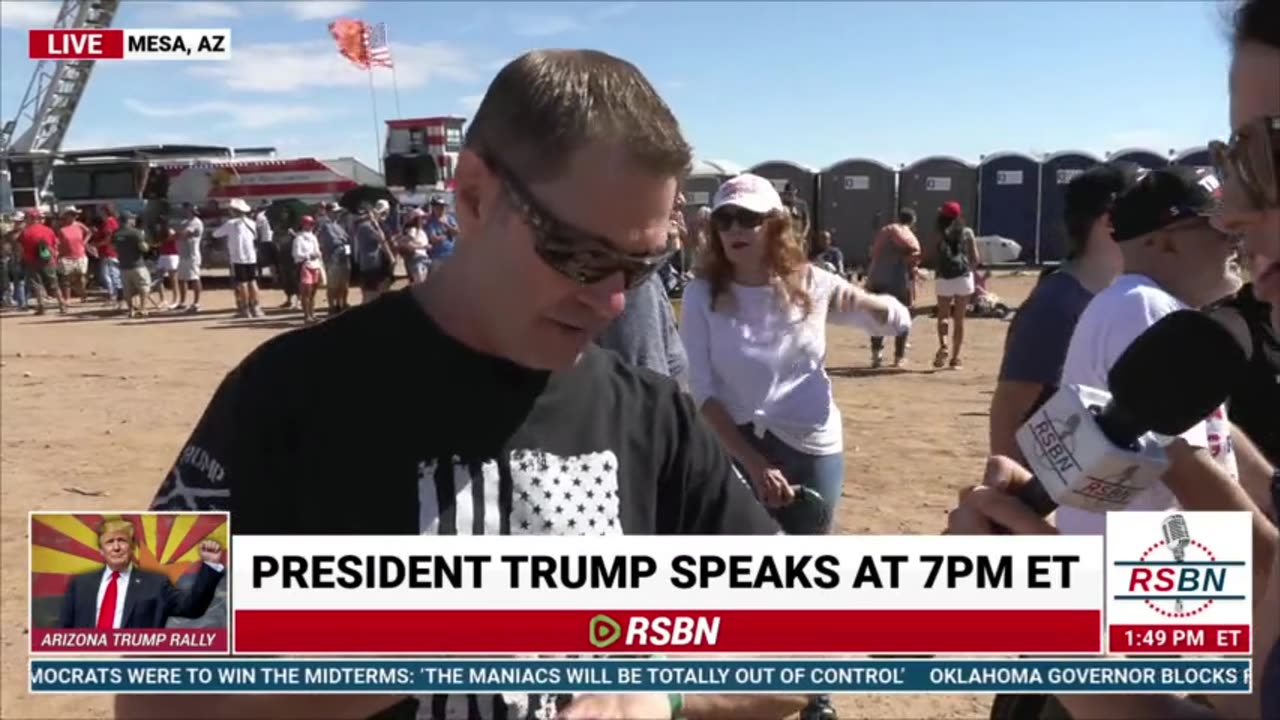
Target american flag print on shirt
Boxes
[413,448,623,720]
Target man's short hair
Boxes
[96,518,135,546]
[897,208,917,226]
[464,49,692,182]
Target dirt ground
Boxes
[0,271,1042,719]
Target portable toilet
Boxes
[977,152,1041,263]
[818,158,897,265]
[748,160,819,235]
[1037,150,1101,263]
[1173,146,1212,171]
[897,156,978,265]
[685,159,738,211]
[1108,148,1169,172]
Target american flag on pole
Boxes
[365,21,393,68]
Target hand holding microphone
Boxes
[1008,309,1248,520]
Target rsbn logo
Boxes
[1112,513,1245,619]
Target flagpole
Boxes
[366,65,383,177]
[384,23,402,117]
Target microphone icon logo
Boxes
[1161,514,1192,613]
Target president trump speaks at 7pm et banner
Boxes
[30,512,230,654]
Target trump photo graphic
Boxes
[30,512,229,635]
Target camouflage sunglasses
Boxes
[483,154,677,289]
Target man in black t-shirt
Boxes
[130,50,808,720]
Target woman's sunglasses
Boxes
[1209,115,1280,211]
[711,207,766,232]
[483,154,676,289]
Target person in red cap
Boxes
[932,200,978,369]
[291,215,323,324]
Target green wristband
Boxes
[668,692,685,719]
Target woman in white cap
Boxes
[679,172,911,535]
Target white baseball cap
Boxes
[227,198,251,213]
[711,173,783,214]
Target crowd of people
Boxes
[0,192,461,324]
[0,0,1268,717]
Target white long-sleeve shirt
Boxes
[292,231,322,269]
[679,265,911,456]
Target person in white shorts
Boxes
[176,203,204,313]
[932,201,979,369]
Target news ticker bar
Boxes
[30,658,1251,694]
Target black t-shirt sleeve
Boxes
[658,388,780,535]
[149,359,295,534]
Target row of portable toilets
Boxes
[684,147,1213,266]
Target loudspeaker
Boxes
[8,160,36,188]
[142,168,169,199]
[12,189,38,208]
[383,153,440,190]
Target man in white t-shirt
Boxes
[176,203,204,313]
[1057,165,1246,535]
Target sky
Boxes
[0,0,1236,171]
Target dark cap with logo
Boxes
[1111,165,1222,242]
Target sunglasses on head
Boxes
[711,206,767,232]
[483,154,676,290]
[1209,115,1280,211]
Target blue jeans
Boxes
[99,258,122,300]
[735,424,844,535]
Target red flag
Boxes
[328,18,369,69]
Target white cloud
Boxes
[459,94,484,112]
[123,98,318,130]
[286,1,363,21]
[510,14,583,37]
[150,1,240,20]
[187,40,480,93]
[591,2,638,20]
[0,1,60,28]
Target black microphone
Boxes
[1012,309,1248,517]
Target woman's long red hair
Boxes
[694,210,813,316]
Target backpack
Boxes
[936,224,970,279]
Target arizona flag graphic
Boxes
[31,512,229,597]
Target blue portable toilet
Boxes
[1174,146,1212,170]
[749,160,819,235]
[818,157,897,265]
[977,152,1040,263]
[1037,151,1101,263]
[897,156,978,266]
[1108,147,1169,172]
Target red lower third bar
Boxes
[1109,625,1251,654]
[233,609,1101,654]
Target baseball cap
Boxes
[1064,162,1140,226]
[1111,165,1223,242]
[939,201,962,220]
[712,173,783,214]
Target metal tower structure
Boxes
[0,0,122,209]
